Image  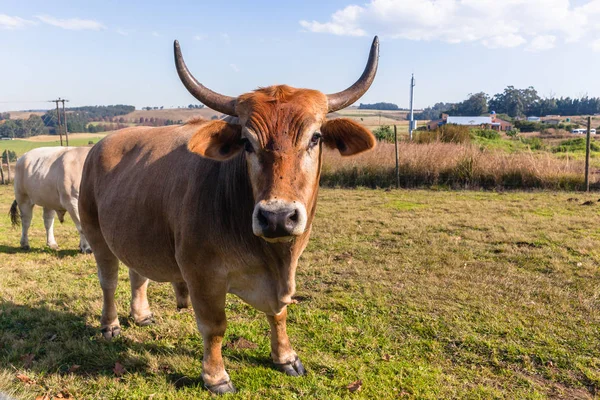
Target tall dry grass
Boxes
[321,141,594,190]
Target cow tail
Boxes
[9,200,20,228]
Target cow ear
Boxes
[188,120,243,161]
[321,118,376,156]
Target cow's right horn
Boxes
[174,40,238,116]
[326,36,379,113]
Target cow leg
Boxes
[18,201,34,250]
[267,308,306,376]
[64,199,92,254]
[129,269,154,326]
[172,281,191,309]
[187,283,235,394]
[42,207,58,250]
[91,241,121,339]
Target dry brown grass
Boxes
[322,141,593,190]
[123,108,223,122]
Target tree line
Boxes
[358,102,401,110]
[416,86,600,120]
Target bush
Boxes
[514,120,542,132]
[553,138,600,153]
[416,124,471,144]
[373,125,394,142]
[520,137,545,150]
[506,128,520,138]
[472,128,500,140]
[1,150,17,163]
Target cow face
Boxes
[187,86,375,241]
[176,37,379,241]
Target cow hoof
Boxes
[80,246,93,254]
[21,245,30,251]
[205,379,237,395]
[101,325,121,339]
[134,314,155,327]
[274,356,306,377]
[48,243,59,250]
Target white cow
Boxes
[10,146,92,253]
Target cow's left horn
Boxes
[174,40,238,116]
[326,36,379,113]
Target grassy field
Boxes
[1,184,599,399]
[0,135,106,157]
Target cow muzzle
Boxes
[252,199,307,241]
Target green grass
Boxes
[1,185,600,398]
[0,137,105,157]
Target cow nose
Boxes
[252,200,308,239]
[257,207,299,237]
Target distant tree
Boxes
[0,112,10,121]
[25,115,45,137]
[488,86,540,117]
[448,92,488,116]
[358,102,400,110]
[415,102,454,120]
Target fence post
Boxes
[0,158,4,185]
[5,149,11,183]
[394,125,399,188]
[585,116,591,192]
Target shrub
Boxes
[472,128,500,140]
[416,124,471,144]
[506,128,520,138]
[514,120,544,132]
[520,137,545,150]
[373,125,394,142]
[553,138,600,153]
[1,150,17,163]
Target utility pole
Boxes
[61,99,69,146]
[585,116,591,192]
[409,74,416,141]
[50,98,69,146]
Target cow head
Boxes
[176,38,378,242]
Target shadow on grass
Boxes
[0,244,80,258]
[0,301,197,380]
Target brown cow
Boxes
[79,37,379,394]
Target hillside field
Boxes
[0,185,599,399]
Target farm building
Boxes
[427,113,513,131]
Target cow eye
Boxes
[309,132,322,148]
[240,138,254,153]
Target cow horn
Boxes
[174,40,238,116]
[326,36,379,113]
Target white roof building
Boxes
[446,116,492,126]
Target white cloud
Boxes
[221,33,231,43]
[300,5,366,36]
[527,35,556,51]
[116,28,130,36]
[300,0,600,50]
[0,14,35,29]
[152,31,161,37]
[193,34,207,41]
[230,63,240,72]
[36,15,105,30]
[482,34,526,49]
[592,38,600,51]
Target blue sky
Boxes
[1,0,599,112]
